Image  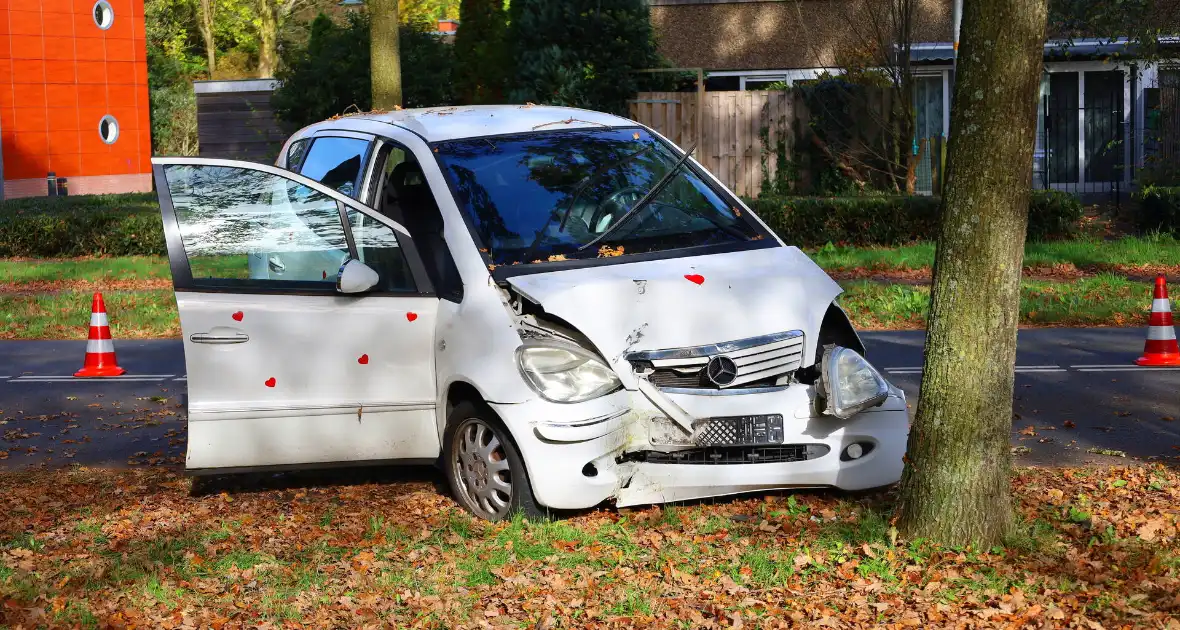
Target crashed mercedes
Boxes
[151,105,909,520]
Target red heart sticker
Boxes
[358,354,369,365]
[406,312,418,322]
[264,377,276,388]
[231,311,244,322]
[685,274,705,285]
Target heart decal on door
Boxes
[358,354,369,365]
[264,377,276,388]
[406,312,418,322]
[231,311,244,321]
[684,274,705,285]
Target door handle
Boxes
[190,332,250,345]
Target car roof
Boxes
[300,105,639,143]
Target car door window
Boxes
[298,137,371,198]
[286,139,311,172]
[163,164,352,288]
[347,209,416,292]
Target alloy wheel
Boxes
[451,418,513,520]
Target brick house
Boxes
[0,0,153,200]
[648,0,1179,195]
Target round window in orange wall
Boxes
[99,116,120,144]
[93,1,114,30]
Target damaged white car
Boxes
[152,105,908,520]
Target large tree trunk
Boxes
[370,0,403,109]
[199,0,216,74]
[258,0,278,78]
[895,0,1048,547]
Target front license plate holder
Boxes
[691,414,784,447]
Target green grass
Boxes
[0,256,171,283]
[0,290,178,339]
[838,274,1169,329]
[808,235,1180,271]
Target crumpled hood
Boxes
[506,246,843,387]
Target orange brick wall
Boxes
[0,0,152,198]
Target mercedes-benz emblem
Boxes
[705,355,738,387]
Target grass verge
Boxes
[0,464,1176,628]
[0,291,178,340]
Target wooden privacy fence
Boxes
[630,91,797,198]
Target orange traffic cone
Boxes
[74,292,126,377]
[1136,275,1180,366]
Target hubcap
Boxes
[452,419,512,519]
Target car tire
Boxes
[443,401,545,521]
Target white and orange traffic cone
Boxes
[74,292,126,377]
[1136,275,1180,367]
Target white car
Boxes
[152,105,908,520]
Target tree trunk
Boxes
[370,0,403,109]
[199,0,216,74]
[258,0,278,78]
[895,0,1048,547]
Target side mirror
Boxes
[336,258,380,294]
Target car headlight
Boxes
[516,344,622,403]
[817,346,890,420]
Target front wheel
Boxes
[443,402,544,521]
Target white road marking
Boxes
[1077,367,1180,372]
[10,374,174,383]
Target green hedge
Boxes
[748,190,1083,247]
[1136,186,1180,236]
[0,194,165,258]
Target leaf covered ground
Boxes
[1,465,1178,629]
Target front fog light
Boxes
[516,344,622,403]
[846,443,864,459]
[817,346,890,420]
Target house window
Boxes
[93,1,114,30]
[99,115,119,144]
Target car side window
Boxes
[162,164,350,288]
[286,139,310,173]
[298,137,371,199]
[347,209,417,292]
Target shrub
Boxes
[507,0,663,115]
[273,13,456,129]
[746,196,942,247]
[1136,186,1180,237]
[749,191,1084,247]
[1027,189,1083,241]
[0,194,164,258]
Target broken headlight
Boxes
[817,346,889,420]
[516,344,621,403]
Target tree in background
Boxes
[454,0,508,104]
[370,0,403,108]
[198,0,217,73]
[257,0,316,78]
[507,0,662,115]
[273,12,454,126]
[895,0,1049,546]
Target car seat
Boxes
[390,162,459,294]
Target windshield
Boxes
[433,128,765,266]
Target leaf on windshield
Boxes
[597,245,625,258]
[733,206,742,216]
[547,254,568,262]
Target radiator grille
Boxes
[628,331,805,391]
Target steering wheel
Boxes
[589,186,646,234]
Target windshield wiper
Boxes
[576,141,699,253]
[519,144,654,263]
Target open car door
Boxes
[152,157,441,472]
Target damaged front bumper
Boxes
[493,380,909,511]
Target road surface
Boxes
[0,329,1176,472]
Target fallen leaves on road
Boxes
[0,465,1177,629]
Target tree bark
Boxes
[258,0,278,78]
[199,0,216,74]
[895,0,1048,547]
[370,0,403,109]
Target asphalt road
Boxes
[0,329,1177,472]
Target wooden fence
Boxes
[629,91,799,198]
